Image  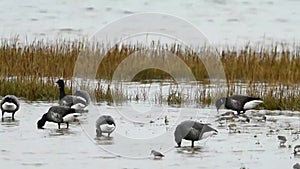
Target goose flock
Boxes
[1,82,299,160]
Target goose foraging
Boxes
[215,95,263,115]
[96,115,116,137]
[37,106,81,129]
[1,95,20,120]
[174,120,218,148]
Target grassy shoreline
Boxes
[0,38,299,110]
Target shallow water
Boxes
[1,101,300,169]
[0,0,299,45]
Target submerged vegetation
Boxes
[0,37,299,110]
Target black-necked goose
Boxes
[37,106,81,129]
[215,95,263,115]
[56,79,89,110]
[293,163,300,169]
[95,115,116,137]
[1,95,20,120]
[294,145,300,155]
[174,120,218,148]
[277,135,287,146]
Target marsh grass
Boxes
[0,38,299,110]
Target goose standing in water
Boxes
[37,106,81,129]
[96,115,116,137]
[56,79,89,110]
[215,95,263,115]
[1,95,20,120]
[174,120,218,148]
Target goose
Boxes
[37,106,81,129]
[74,90,91,105]
[277,135,287,146]
[294,145,300,155]
[174,120,218,148]
[1,95,20,120]
[56,79,89,110]
[293,163,300,169]
[150,150,164,159]
[215,95,263,115]
[95,115,116,137]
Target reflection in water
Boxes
[1,118,20,127]
[94,136,114,145]
[176,146,202,154]
[47,128,78,136]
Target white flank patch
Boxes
[201,131,217,140]
[75,96,87,103]
[71,103,86,110]
[243,100,263,110]
[63,113,81,122]
[1,102,17,111]
[100,124,116,133]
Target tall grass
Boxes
[0,38,299,110]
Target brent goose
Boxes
[37,106,81,129]
[150,150,164,159]
[174,120,218,148]
[294,145,300,155]
[293,163,300,169]
[56,79,89,110]
[215,95,263,114]
[277,135,287,146]
[95,115,116,137]
[1,95,20,120]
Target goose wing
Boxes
[231,95,261,106]
[47,106,76,122]
[74,90,90,105]
[60,95,87,107]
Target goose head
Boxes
[215,97,226,112]
[37,114,47,129]
[56,79,65,89]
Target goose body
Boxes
[74,90,91,105]
[56,79,89,110]
[37,106,81,129]
[294,145,300,155]
[150,150,164,159]
[277,135,287,146]
[215,95,263,114]
[96,115,116,137]
[174,120,218,148]
[1,95,20,120]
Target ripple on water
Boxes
[47,128,78,137]
[21,162,46,167]
[1,118,20,127]
[94,136,114,145]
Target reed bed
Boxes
[0,38,299,110]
